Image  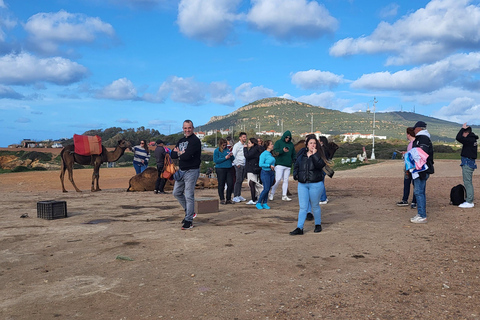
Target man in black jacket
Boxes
[410,121,434,224]
[171,120,202,230]
[456,123,478,208]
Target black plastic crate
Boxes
[37,200,67,220]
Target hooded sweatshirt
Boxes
[273,130,296,167]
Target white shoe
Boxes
[239,196,247,202]
[319,199,328,205]
[410,215,427,224]
[232,197,241,203]
[269,194,274,201]
[282,196,292,201]
[458,202,474,208]
[246,200,257,205]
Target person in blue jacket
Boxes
[256,140,276,210]
[214,138,235,204]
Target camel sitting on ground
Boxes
[60,139,130,192]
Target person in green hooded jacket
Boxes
[269,130,296,201]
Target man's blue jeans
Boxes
[297,181,323,229]
[173,168,200,222]
[413,174,429,218]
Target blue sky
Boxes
[1,0,480,146]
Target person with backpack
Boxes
[456,123,478,208]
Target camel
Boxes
[60,139,130,192]
[127,167,217,192]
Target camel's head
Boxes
[118,139,131,149]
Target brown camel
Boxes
[60,139,130,192]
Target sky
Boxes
[1,0,480,147]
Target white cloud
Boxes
[433,97,480,124]
[351,52,480,93]
[24,10,115,53]
[379,3,400,18]
[330,0,480,65]
[342,103,369,113]
[157,76,206,104]
[117,118,138,123]
[209,81,235,106]
[247,0,337,40]
[281,91,350,111]
[235,82,276,103]
[96,78,138,100]
[291,69,346,90]
[177,0,241,44]
[0,85,24,99]
[0,52,88,85]
[0,0,6,8]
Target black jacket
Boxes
[412,132,434,178]
[244,145,262,174]
[456,128,478,159]
[171,134,202,170]
[293,152,326,183]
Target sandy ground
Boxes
[0,160,479,320]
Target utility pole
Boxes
[256,121,261,134]
[277,119,284,133]
[370,97,378,160]
[306,114,313,133]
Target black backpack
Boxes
[450,184,466,205]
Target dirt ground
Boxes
[0,160,479,320]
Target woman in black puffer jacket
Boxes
[290,135,326,235]
[244,138,264,204]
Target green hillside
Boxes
[196,98,476,142]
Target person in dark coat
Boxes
[290,135,326,235]
[244,138,263,204]
[456,123,478,208]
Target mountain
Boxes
[196,98,473,142]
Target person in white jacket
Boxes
[232,132,247,202]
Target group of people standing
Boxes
[213,131,297,209]
[398,120,477,224]
[213,130,332,235]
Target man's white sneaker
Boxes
[410,215,427,224]
[269,194,274,201]
[458,202,475,208]
[319,199,329,205]
[282,196,292,201]
[232,197,241,203]
[239,196,247,202]
[246,200,257,205]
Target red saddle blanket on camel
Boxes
[73,134,102,156]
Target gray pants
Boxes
[173,168,200,222]
[234,165,246,197]
[462,165,475,203]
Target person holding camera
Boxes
[269,130,296,201]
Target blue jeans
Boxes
[413,174,429,218]
[320,171,327,202]
[133,162,147,174]
[258,170,274,204]
[297,181,323,229]
[173,168,200,222]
